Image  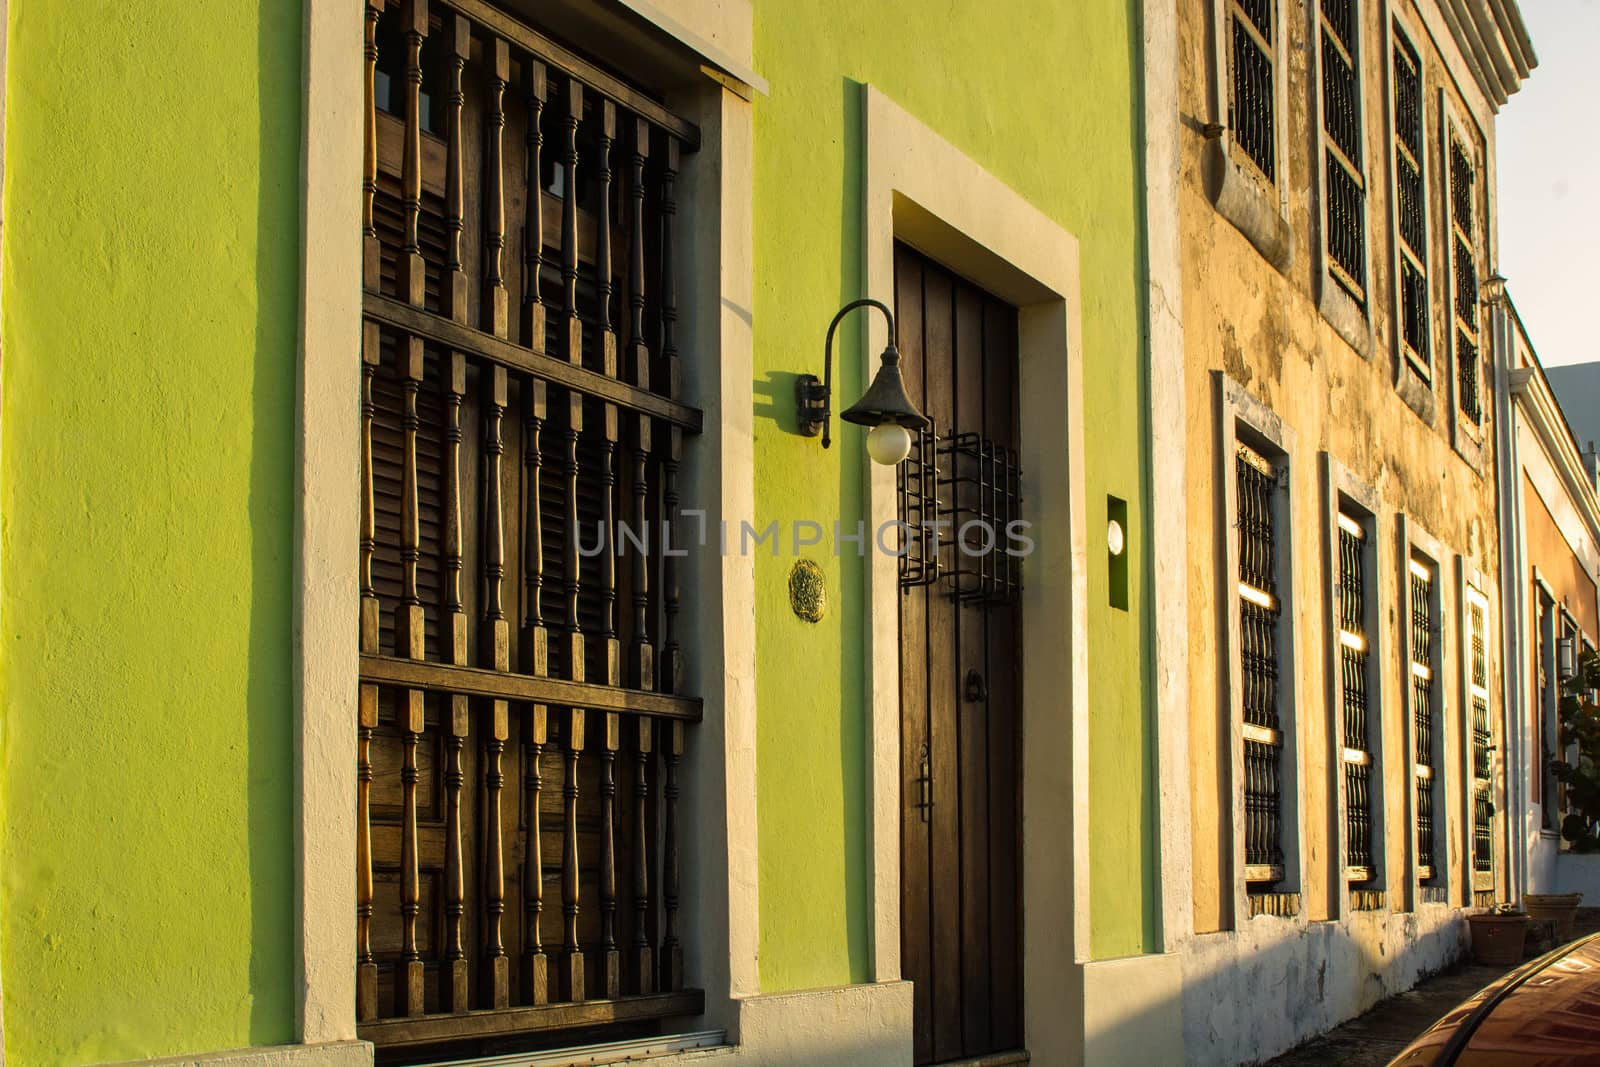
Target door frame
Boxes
[859,86,1091,1064]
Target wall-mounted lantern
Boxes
[1558,634,1577,682]
[1482,272,1508,309]
[795,298,931,465]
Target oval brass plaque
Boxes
[789,559,826,622]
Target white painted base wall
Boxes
[1179,909,1467,1067]
[1551,853,1600,901]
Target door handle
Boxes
[965,669,988,703]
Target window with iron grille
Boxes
[1319,0,1366,307]
[1409,557,1439,882]
[1238,443,1285,886]
[1228,0,1277,184]
[1447,132,1482,423]
[1392,26,1430,378]
[356,0,706,1050]
[1467,592,1493,879]
[1558,612,1582,831]
[1337,511,1376,880]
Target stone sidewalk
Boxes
[1261,910,1600,1067]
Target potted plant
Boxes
[1525,891,1584,943]
[1549,646,1600,854]
[1467,904,1531,966]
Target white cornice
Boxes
[1433,0,1536,111]
[1510,365,1600,546]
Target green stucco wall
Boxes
[0,1,304,1062]
[749,0,1158,987]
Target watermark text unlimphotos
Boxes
[572,514,1035,559]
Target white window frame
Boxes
[1440,89,1487,469]
[1460,579,1494,895]
[1399,516,1450,908]
[1310,0,1375,357]
[1206,0,1294,269]
[1385,9,1436,422]
[1322,454,1387,917]
[1216,373,1304,924]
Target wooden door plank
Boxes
[953,283,992,1057]
[894,246,934,1067]
[983,303,1021,1051]
[920,260,963,1066]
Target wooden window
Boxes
[1392,24,1431,380]
[1237,442,1285,887]
[1227,0,1278,184]
[355,0,704,1053]
[1409,556,1439,883]
[1337,510,1376,882]
[1319,0,1367,307]
[1465,590,1493,882]
[1445,122,1483,424]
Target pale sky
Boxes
[1495,0,1600,367]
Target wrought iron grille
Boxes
[1411,562,1437,880]
[1339,517,1373,876]
[1474,787,1493,873]
[1320,0,1365,303]
[1393,31,1430,375]
[1417,774,1436,873]
[1245,738,1284,869]
[1346,762,1372,870]
[1237,449,1277,595]
[1342,644,1368,753]
[1449,137,1481,423]
[1237,443,1284,884]
[940,432,1022,604]
[1468,599,1493,876]
[1229,2,1277,183]
[897,429,940,590]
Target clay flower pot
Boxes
[1525,892,1584,943]
[1468,911,1530,966]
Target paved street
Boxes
[1262,911,1600,1066]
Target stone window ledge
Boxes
[1205,140,1293,272]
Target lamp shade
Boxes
[839,345,931,431]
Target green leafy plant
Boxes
[1550,647,1600,851]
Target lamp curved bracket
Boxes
[796,298,897,448]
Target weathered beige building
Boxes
[1149,0,1535,1060]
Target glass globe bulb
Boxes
[866,422,914,465]
[1107,518,1126,557]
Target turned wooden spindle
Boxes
[356,709,378,1021]
[627,118,654,690]
[483,37,510,337]
[600,712,621,997]
[520,379,548,672]
[482,364,511,1007]
[521,60,548,348]
[561,80,584,364]
[659,139,682,695]
[562,394,584,681]
[442,698,469,1012]
[522,702,549,1004]
[362,0,386,291]
[561,708,587,1001]
[360,350,380,654]
[396,338,426,659]
[660,718,684,991]
[442,15,469,319]
[443,352,468,663]
[596,101,621,688]
[397,0,428,307]
[398,694,425,1016]
[632,718,654,993]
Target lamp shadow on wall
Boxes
[754,370,804,435]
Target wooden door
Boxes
[895,243,1023,1065]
